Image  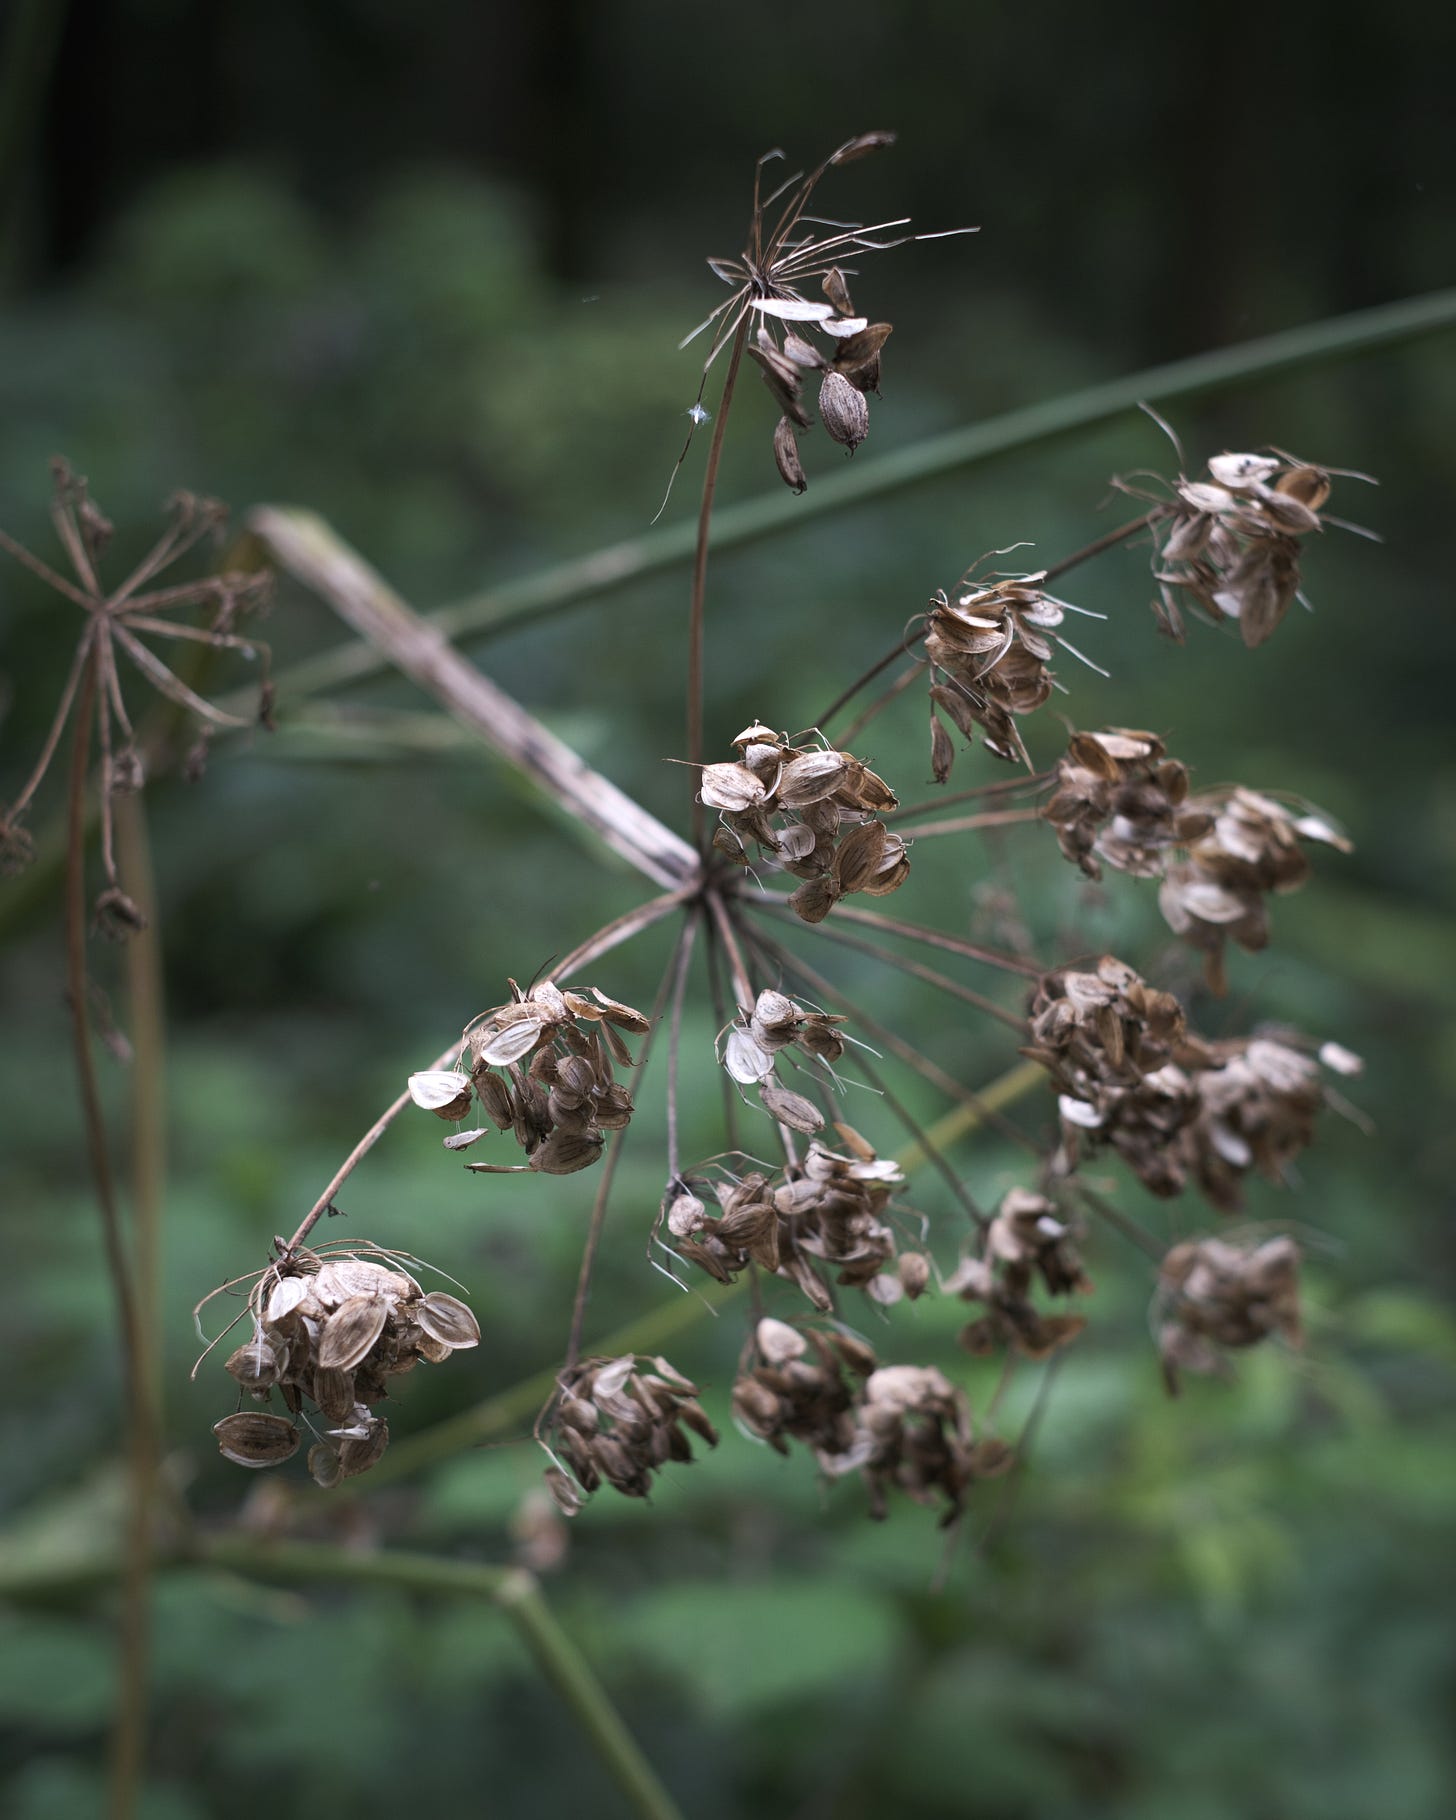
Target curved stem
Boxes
[688,316,751,849]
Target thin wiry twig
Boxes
[564,930,683,1372]
[746,893,1026,1033]
[739,918,988,1227]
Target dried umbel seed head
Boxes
[683,133,973,492]
[1156,1234,1303,1393]
[407,978,648,1176]
[209,1244,480,1482]
[718,989,848,1133]
[946,1188,1091,1363]
[1176,1032,1354,1213]
[1157,788,1351,994]
[698,728,907,923]
[1043,728,1210,881]
[543,1354,718,1511]
[1131,446,1369,645]
[732,1319,872,1461]
[671,1129,909,1312]
[925,573,1101,774]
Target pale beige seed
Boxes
[407,1069,473,1113]
[698,762,768,812]
[759,1080,825,1134]
[225,1334,286,1392]
[834,819,888,893]
[214,1412,300,1469]
[338,1416,390,1479]
[417,1292,481,1351]
[776,749,850,808]
[317,1294,389,1371]
[818,371,869,453]
[308,1443,343,1489]
[773,416,807,494]
[313,1366,356,1424]
[528,1127,605,1175]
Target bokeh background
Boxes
[2,3,1454,1815]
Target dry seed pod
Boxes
[317,1294,389,1371]
[417,1292,481,1350]
[213,1412,301,1469]
[759,1080,825,1134]
[773,417,807,493]
[818,371,869,453]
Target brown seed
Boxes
[818,371,869,453]
[317,1294,389,1371]
[313,1366,357,1424]
[416,1292,481,1351]
[528,1127,605,1174]
[759,1080,825,1134]
[213,1412,300,1469]
[773,417,807,494]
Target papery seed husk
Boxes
[308,1443,343,1488]
[408,1069,474,1113]
[544,1465,585,1516]
[214,1412,300,1469]
[317,1294,390,1371]
[724,1026,777,1084]
[776,749,850,808]
[699,762,768,812]
[789,875,840,923]
[528,1127,605,1174]
[588,988,650,1034]
[417,1292,481,1350]
[225,1335,285,1391]
[930,711,955,783]
[834,818,888,893]
[833,322,893,367]
[478,1018,545,1068]
[772,416,808,493]
[759,1080,825,1134]
[338,1416,389,1479]
[818,370,869,453]
[821,267,856,316]
[312,1365,356,1423]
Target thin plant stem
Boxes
[701,908,742,1156]
[814,636,926,742]
[744,919,1041,1159]
[835,658,928,748]
[816,510,1164,731]
[815,900,1044,978]
[0,1541,683,1820]
[889,770,1054,825]
[563,925,685,1371]
[665,907,701,1184]
[64,653,151,1820]
[1075,1183,1166,1263]
[356,1062,1045,1490]
[745,893,1025,1032]
[738,919,987,1226]
[283,890,691,1258]
[688,316,751,849]
[897,805,1045,840]
[216,289,1456,714]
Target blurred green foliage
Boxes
[2,8,1455,1814]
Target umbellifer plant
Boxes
[5,128,1424,1820]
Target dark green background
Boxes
[1,3,1453,1815]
